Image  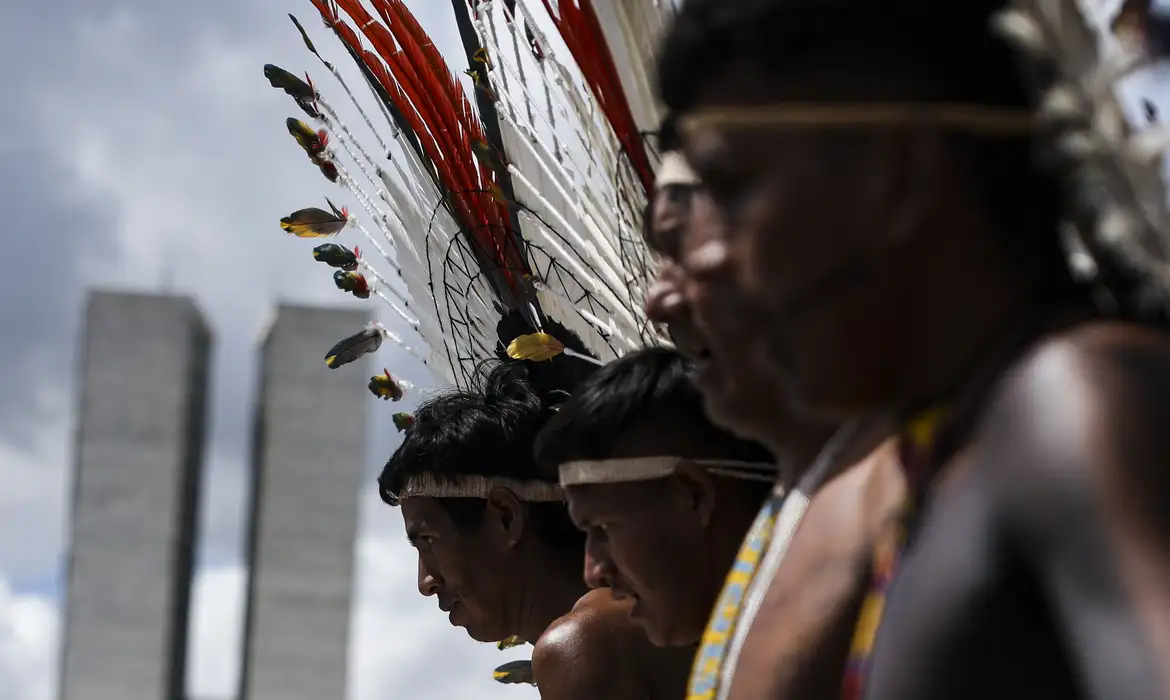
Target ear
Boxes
[672,460,717,528]
[485,486,526,548]
[866,129,955,252]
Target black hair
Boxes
[534,346,774,475]
[658,112,683,153]
[379,359,584,550]
[656,0,1093,304]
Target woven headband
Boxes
[657,151,701,187]
[679,103,1035,136]
[559,456,776,487]
[384,472,564,506]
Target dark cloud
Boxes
[0,148,119,450]
[1,1,525,698]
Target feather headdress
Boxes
[994,0,1170,308]
[264,0,672,397]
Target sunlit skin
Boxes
[402,492,582,643]
[676,45,1170,700]
[641,171,907,699]
[643,165,833,468]
[562,419,767,647]
[400,488,693,700]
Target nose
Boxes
[684,238,734,284]
[643,263,689,326]
[651,192,687,242]
[418,556,439,597]
[583,536,615,590]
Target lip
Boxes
[694,348,722,388]
[438,599,458,613]
[666,324,706,362]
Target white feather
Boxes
[270,0,669,394]
[1011,0,1170,304]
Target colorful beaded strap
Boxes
[688,493,783,700]
[841,407,948,700]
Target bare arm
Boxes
[980,326,1170,699]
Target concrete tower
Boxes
[60,291,211,700]
[238,305,368,700]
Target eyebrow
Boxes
[685,142,728,180]
[567,503,592,528]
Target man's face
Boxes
[679,60,954,416]
[400,496,515,642]
[566,476,713,647]
[644,163,793,435]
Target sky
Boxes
[0,1,537,699]
[1,2,1168,700]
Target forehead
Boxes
[399,496,454,532]
[684,55,943,151]
[566,480,669,519]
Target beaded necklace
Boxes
[841,406,948,700]
[686,422,861,700]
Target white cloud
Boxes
[3,3,531,700]
[187,566,246,699]
[0,579,58,700]
[0,409,68,582]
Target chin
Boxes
[630,612,672,648]
[648,625,695,648]
[460,619,512,644]
[638,621,670,647]
[785,372,874,421]
[463,628,493,642]
[701,388,764,440]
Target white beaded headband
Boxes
[384,472,564,506]
[559,456,776,487]
[657,151,701,187]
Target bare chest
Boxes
[725,542,867,700]
[861,471,1080,700]
[727,450,904,700]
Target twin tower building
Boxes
[61,291,370,700]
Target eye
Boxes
[407,533,434,549]
[587,524,610,540]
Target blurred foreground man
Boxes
[535,347,775,646]
[659,0,1170,698]
[646,112,897,700]
[645,114,834,467]
[379,360,691,699]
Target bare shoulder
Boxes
[534,589,631,661]
[970,320,1170,533]
[979,320,1170,451]
[532,589,645,700]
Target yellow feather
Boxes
[279,219,334,238]
[507,333,566,362]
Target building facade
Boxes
[60,292,211,700]
[238,305,368,700]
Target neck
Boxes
[766,420,840,484]
[714,498,763,568]
[889,227,1044,415]
[780,413,900,491]
[513,543,588,643]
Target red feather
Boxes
[541,0,653,194]
[318,0,526,290]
